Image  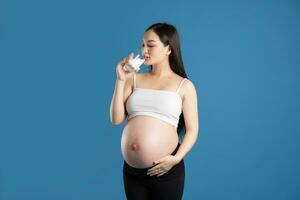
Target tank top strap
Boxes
[133,73,137,88]
[176,78,187,93]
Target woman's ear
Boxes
[166,45,171,56]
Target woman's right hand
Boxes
[116,52,134,81]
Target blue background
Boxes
[1,0,300,199]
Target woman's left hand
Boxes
[147,155,181,177]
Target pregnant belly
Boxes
[121,116,179,168]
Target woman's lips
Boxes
[144,56,150,61]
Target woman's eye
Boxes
[141,44,154,47]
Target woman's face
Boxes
[141,30,171,66]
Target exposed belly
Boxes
[121,116,179,168]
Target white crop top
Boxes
[126,73,187,128]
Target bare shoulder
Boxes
[134,71,146,80]
[134,71,145,85]
[181,78,197,101]
[183,78,196,90]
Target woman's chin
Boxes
[143,61,151,66]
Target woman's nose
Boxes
[142,46,148,55]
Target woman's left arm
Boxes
[147,80,199,177]
[174,79,199,162]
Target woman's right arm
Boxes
[109,53,134,125]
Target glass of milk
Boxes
[125,53,145,72]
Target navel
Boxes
[130,143,139,151]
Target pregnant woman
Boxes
[110,22,199,200]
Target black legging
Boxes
[123,143,185,200]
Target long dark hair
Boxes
[145,22,188,142]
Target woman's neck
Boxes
[150,60,174,78]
